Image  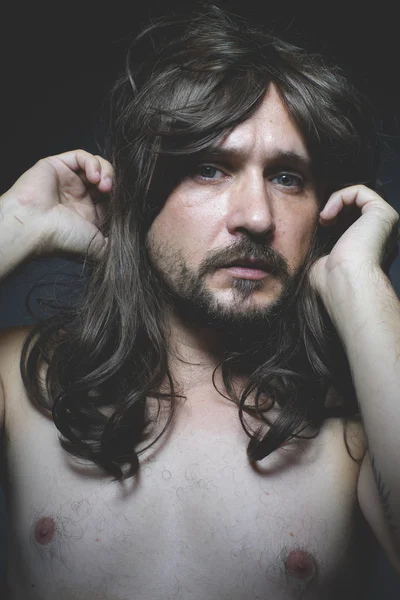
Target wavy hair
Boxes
[19,3,380,481]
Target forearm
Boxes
[0,196,44,282]
[322,264,400,535]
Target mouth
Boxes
[221,259,272,280]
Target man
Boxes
[0,3,399,598]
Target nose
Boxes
[226,170,276,239]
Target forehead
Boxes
[214,84,309,162]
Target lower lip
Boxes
[222,266,270,280]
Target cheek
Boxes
[148,205,208,260]
[152,195,221,253]
[279,214,318,266]
[149,202,184,244]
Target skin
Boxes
[146,84,321,390]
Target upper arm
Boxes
[0,325,36,488]
[358,450,400,576]
[0,324,36,432]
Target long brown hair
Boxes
[19,3,379,481]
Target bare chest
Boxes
[2,380,377,600]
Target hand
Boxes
[0,149,113,261]
[309,185,400,295]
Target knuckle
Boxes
[93,156,103,167]
[36,157,53,169]
[95,155,114,174]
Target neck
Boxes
[163,305,282,398]
[166,309,224,390]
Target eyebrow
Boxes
[198,146,313,172]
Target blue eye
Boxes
[194,164,223,180]
[273,173,303,187]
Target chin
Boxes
[214,281,277,303]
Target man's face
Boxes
[146,85,320,339]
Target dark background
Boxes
[1,1,400,193]
[1,1,400,596]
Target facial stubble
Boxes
[145,234,302,348]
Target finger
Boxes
[73,172,110,225]
[52,149,114,192]
[50,149,101,182]
[49,150,112,225]
[321,185,384,220]
[320,191,354,220]
[86,157,113,205]
[93,155,114,194]
[69,161,112,200]
[74,151,114,190]
[319,187,364,228]
[75,155,112,220]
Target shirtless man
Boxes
[1,4,400,599]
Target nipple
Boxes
[34,517,56,545]
[285,549,316,579]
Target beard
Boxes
[145,233,315,354]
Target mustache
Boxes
[198,239,288,279]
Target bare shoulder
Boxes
[0,324,36,427]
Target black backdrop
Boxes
[1,1,400,192]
